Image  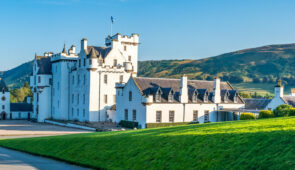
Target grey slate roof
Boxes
[132,77,244,104]
[86,46,111,59]
[10,103,33,112]
[0,79,9,92]
[282,96,295,107]
[36,56,52,74]
[244,98,271,110]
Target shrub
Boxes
[119,120,138,129]
[273,104,292,117]
[288,108,295,116]
[258,110,274,119]
[240,113,255,120]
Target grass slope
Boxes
[1,117,295,169]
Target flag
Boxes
[111,16,114,24]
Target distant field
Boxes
[1,117,295,169]
[232,82,293,95]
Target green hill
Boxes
[3,43,295,92]
[1,117,295,169]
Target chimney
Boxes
[213,77,221,103]
[81,38,88,51]
[274,80,284,98]
[179,75,188,103]
[291,88,295,96]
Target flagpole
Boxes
[111,19,112,36]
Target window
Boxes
[156,111,162,123]
[224,94,228,103]
[120,75,123,83]
[83,109,85,117]
[72,94,74,103]
[72,75,75,84]
[156,93,161,102]
[2,105,5,110]
[234,95,238,103]
[77,109,79,116]
[113,59,117,67]
[34,76,36,85]
[83,75,86,85]
[169,111,175,123]
[129,91,132,101]
[204,94,208,103]
[193,110,198,122]
[168,93,173,102]
[18,112,21,119]
[37,93,39,102]
[192,93,198,103]
[132,110,136,121]
[38,76,41,83]
[104,75,108,84]
[128,56,131,61]
[72,108,74,116]
[78,75,80,84]
[124,46,127,51]
[1,96,5,101]
[77,94,79,104]
[104,95,107,104]
[83,58,86,66]
[83,94,85,104]
[113,95,116,104]
[124,109,128,120]
[78,59,81,67]
[49,78,52,85]
[204,110,209,122]
[98,59,103,66]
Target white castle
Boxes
[30,33,139,122]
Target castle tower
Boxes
[0,78,10,120]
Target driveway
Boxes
[0,120,91,139]
[0,147,88,170]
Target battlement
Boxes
[105,33,139,46]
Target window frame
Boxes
[169,110,175,123]
[156,111,162,123]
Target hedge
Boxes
[240,113,255,120]
[273,104,292,117]
[146,122,196,128]
[258,110,274,119]
[119,120,138,129]
[288,108,295,116]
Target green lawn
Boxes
[1,117,295,169]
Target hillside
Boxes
[138,44,295,86]
[0,61,33,89]
[3,43,295,90]
[1,117,295,169]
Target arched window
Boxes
[129,91,132,101]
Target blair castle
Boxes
[1,33,294,128]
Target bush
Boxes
[146,122,190,128]
[273,104,292,117]
[119,120,138,129]
[258,110,274,119]
[240,113,255,120]
[288,108,295,116]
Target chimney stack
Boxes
[179,75,188,103]
[274,80,284,98]
[291,88,295,96]
[213,77,221,103]
[81,38,88,51]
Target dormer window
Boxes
[224,93,228,103]
[168,93,173,102]
[204,93,208,103]
[234,94,238,103]
[98,59,103,66]
[192,93,198,103]
[156,94,161,102]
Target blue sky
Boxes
[1,0,295,71]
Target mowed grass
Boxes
[1,117,295,169]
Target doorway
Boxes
[1,112,6,120]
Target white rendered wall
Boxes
[0,92,10,119]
